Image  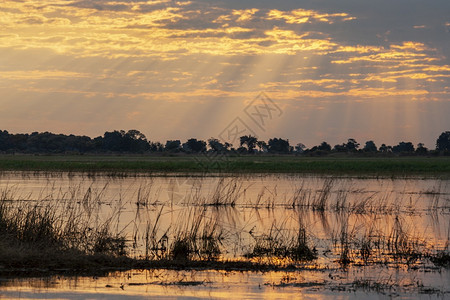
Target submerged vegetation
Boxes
[0,171,449,299]
[245,223,317,262]
[0,186,130,271]
[0,173,449,278]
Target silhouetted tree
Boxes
[436,131,450,152]
[150,141,164,152]
[0,130,11,151]
[182,138,206,153]
[237,146,248,154]
[208,138,230,153]
[103,130,126,152]
[333,139,359,152]
[240,135,258,154]
[363,141,377,152]
[123,129,150,152]
[318,141,331,152]
[2,128,446,156]
[379,144,392,153]
[256,141,267,152]
[99,130,150,152]
[346,138,360,152]
[93,136,104,151]
[415,143,428,155]
[65,134,94,153]
[392,142,415,153]
[165,140,181,152]
[333,144,347,152]
[295,143,306,153]
[268,138,291,153]
[12,133,29,152]
[126,129,147,141]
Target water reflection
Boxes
[1,173,449,257]
[0,267,448,299]
[0,172,449,297]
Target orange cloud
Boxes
[232,9,259,22]
[0,70,89,80]
[267,8,354,24]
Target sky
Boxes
[1,0,449,148]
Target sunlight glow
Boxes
[0,0,448,146]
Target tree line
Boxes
[0,129,450,156]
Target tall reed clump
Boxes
[144,208,225,262]
[245,220,317,263]
[328,218,351,267]
[173,209,224,261]
[207,178,243,207]
[140,206,167,260]
[386,216,423,264]
[289,178,333,210]
[0,200,60,250]
[430,251,450,267]
[290,183,312,209]
[338,216,352,266]
[0,185,128,269]
[313,178,334,211]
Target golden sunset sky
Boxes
[1,0,449,147]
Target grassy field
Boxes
[0,154,450,176]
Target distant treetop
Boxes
[0,129,448,156]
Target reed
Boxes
[0,184,129,270]
[0,173,449,276]
[245,219,317,262]
[207,178,243,207]
[312,178,333,211]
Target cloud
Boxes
[0,0,449,147]
[232,8,259,22]
[267,8,355,24]
[0,70,89,80]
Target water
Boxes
[0,172,449,299]
[1,268,449,299]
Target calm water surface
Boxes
[0,172,449,299]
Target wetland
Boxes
[0,168,449,298]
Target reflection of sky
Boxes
[1,173,449,260]
[0,0,449,147]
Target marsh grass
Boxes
[245,220,317,263]
[169,208,224,261]
[0,185,129,270]
[134,205,225,262]
[253,186,277,209]
[385,216,425,264]
[430,251,450,266]
[207,178,243,207]
[313,178,333,211]
[0,173,449,276]
[288,179,334,210]
[326,212,447,269]
[141,206,167,260]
